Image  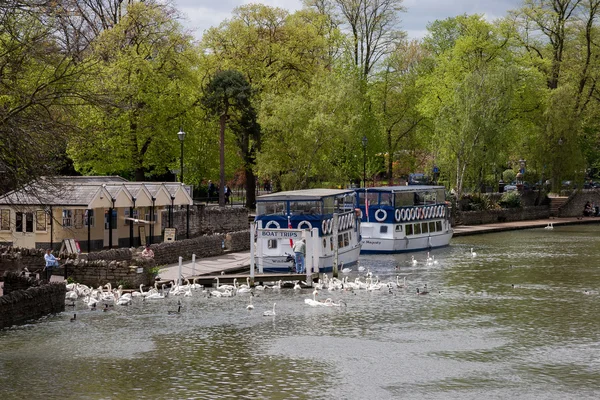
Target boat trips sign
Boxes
[259,229,303,239]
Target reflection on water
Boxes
[2,225,600,399]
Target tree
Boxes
[202,70,257,207]
[67,2,198,181]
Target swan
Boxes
[305,290,323,307]
[411,255,417,265]
[246,293,254,310]
[191,278,203,290]
[184,285,193,297]
[341,267,352,274]
[65,290,78,301]
[545,222,554,229]
[470,248,477,257]
[239,277,251,290]
[321,298,345,307]
[263,302,276,316]
[293,282,302,290]
[271,280,282,290]
[131,284,143,297]
[216,277,235,291]
[145,285,166,300]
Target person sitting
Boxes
[141,245,154,259]
[583,201,593,217]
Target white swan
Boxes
[411,255,417,265]
[471,248,477,257]
[247,293,254,310]
[263,302,276,316]
[293,282,301,290]
[304,290,322,307]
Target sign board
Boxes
[137,267,144,274]
[164,228,176,242]
[258,229,302,240]
[139,226,147,247]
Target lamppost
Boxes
[362,136,368,188]
[177,129,186,183]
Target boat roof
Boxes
[257,188,355,202]
[355,185,445,192]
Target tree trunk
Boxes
[219,113,226,206]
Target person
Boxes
[224,185,231,204]
[208,180,215,203]
[44,248,60,281]
[141,245,154,259]
[292,238,306,274]
[584,201,593,217]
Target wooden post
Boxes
[332,212,339,278]
[249,222,255,286]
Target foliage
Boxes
[503,169,516,183]
[499,191,522,208]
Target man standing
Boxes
[292,238,306,274]
[44,248,60,281]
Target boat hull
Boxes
[257,244,361,273]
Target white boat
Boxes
[354,185,453,254]
[254,189,361,273]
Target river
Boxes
[1,224,600,399]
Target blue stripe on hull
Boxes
[261,259,358,274]
[359,243,451,254]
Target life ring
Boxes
[328,218,333,234]
[441,207,446,217]
[344,214,349,229]
[437,205,442,218]
[265,220,280,229]
[400,208,405,221]
[410,208,415,220]
[434,206,439,218]
[375,209,387,222]
[322,219,328,233]
[355,208,363,219]
[395,209,402,222]
[348,215,353,228]
[427,207,432,219]
[341,215,346,230]
[419,208,424,220]
[298,220,312,230]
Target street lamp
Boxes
[362,136,368,188]
[177,129,186,183]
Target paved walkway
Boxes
[158,251,252,283]
[453,216,600,236]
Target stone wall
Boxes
[62,257,156,289]
[457,206,550,225]
[0,273,66,329]
[0,247,46,278]
[558,189,600,217]
[160,205,249,239]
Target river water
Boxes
[2,224,600,399]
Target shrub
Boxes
[499,191,522,208]
[502,169,516,183]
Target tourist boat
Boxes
[354,185,453,254]
[254,189,361,273]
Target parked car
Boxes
[504,182,532,192]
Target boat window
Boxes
[422,222,429,234]
[406,224,413,235]
[338,234,344,248]
[380,225,388,234]
[394,192,413,207]
[267,239,277,249]
[290,201,321,215]
[323,238,327,248]
[257,201,286,215]
[343,233,350,247]
[395,225,402,232]
[348,231,352,241]
[429,222,436,232]
[330,236,334,251]
[358,191,380,207]
[380,192,393,206]
[436,189,445,202]
[414,223,421,235]
[436,221,442,231]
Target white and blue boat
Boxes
[354,185,453,254]
[254,189,361,273]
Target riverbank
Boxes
[453,216,600,236]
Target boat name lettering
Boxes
[260,231,301,238]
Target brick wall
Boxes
[0,273,66,329]
[557,189,600,217]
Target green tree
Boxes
[202,70,257,207]
[67,2,198,181]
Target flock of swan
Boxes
[63,248,483,319]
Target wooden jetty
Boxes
[157,272,319,288]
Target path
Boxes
[453,216,600,236]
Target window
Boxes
[395,225,402,232]
[429,222,436,232]
[406,224,413,236]
[25,213,33,232]
[16,212,23,232]
[256,201,286,215]
[380,192,393,206]
[414,223,421,235]
[84,210,95,227]
[380,225,388,234]
[62,209,73,227]
[330,237,334,251]
[323,238,327,248]
[145,210,158,224]
[290,201,321,215]
[338,234,344,248]
[16,212,33,232]
[104,209,117,229]
[343,233,349,247]
[422,222,428,234]
[124,209,139,225]
[0,209,10,231]
[436,221,442,231]
[36,210,47,231]
[267,239,277,249]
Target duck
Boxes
[416,287,429,295]
[263,302,276,316]
[70,313,77,322]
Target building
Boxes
[0,176,193,251]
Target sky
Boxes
[174,0,523,41]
